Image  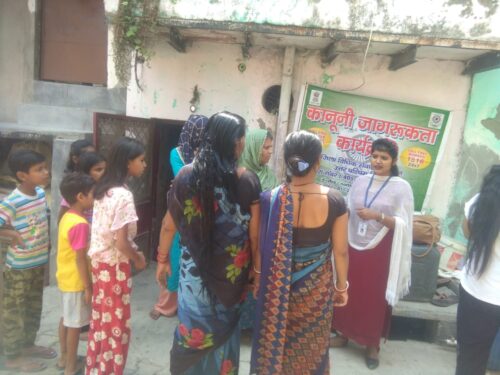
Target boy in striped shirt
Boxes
[0,149,56,372]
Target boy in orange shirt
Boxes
[56,173,95,375]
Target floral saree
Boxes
[251,185,334,375]
[168,166,252,375]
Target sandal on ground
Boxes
[23,345,57,359]
[431,288,459,307]
[56,359,65,370]
[149,308,162,320]
[330,334,348,348]
[4,358,47,373]
[57,355,84,370]
[365,348,380,370]
[365,356,380,370]
[62,360,85,375]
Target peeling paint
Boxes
[257,118,266,129]
[321,72,334,85]
[444,68,500,242]
[27,0,36,13]
[481,104,500,139]
[153,90,159,104]
[145,0,500,41]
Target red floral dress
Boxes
[86,187,138,375]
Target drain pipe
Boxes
[273,46,295,181]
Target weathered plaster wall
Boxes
[126,41,283,131]
[443,68,500,243]
[291,52,470,220]
[105,0,500,40]
[0,0,36,122]
[125,40,471,222]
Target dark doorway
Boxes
[151,119,183,256]
[93,113,183,262]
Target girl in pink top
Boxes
[85,137,147,375]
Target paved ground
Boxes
[0,266,461,374]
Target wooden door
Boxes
[93,113,156,261]
[40,0,107,85]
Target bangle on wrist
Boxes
[253,266,261,274]
[377,212,385,222]
[157,251,169,264]
[334,280,349,293]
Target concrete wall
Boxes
[125,40,471,223]
[105,0,500,41]
[443,68,500,243]
[126,42,283,131]
[0,0,37,123]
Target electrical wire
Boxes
[339,16,374,92]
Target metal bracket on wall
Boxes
[462,52,500,75]
[169,27,187,53]
[389,45,418,71]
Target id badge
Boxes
[357,221,368,236]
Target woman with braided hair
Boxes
[155,112,261,374]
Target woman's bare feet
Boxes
[4,356,47,373]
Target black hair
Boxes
[60,172,95,205]
[8,149,46,179]
[190,111,246,301]
[284,130,322,180]
[371,138,400,176]
[466,165,500,277]
[77,152,106,175]
[66,139,94,172]
[266,130,274,141]
[93,137,145,200]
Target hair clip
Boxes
[297,161,310,172]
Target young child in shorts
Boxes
[56,173,95,375]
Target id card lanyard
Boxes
[358,174,392,236]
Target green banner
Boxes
[295,84,450,211]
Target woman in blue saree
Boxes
[150,114,208,319]
[156,112,261,375]
[251,131,349,374]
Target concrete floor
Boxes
[0,266,460,375]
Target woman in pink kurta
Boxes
[85,137,147,375]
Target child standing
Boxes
[57,173,95,375]
[65,139,95,173]
[85,137,147,375]
[58,152,106,224]
[0,149,56,372]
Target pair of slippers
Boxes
[56,355,86,374]
[2,346,57,373]
[330,335,379,370]
[431,286,459,307]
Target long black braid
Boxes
[189,111,246,303]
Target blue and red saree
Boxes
[251,185,334,375]
[168,166,252,375]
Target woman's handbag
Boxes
[413,215,441,247]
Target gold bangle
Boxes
[253,266,261,274]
